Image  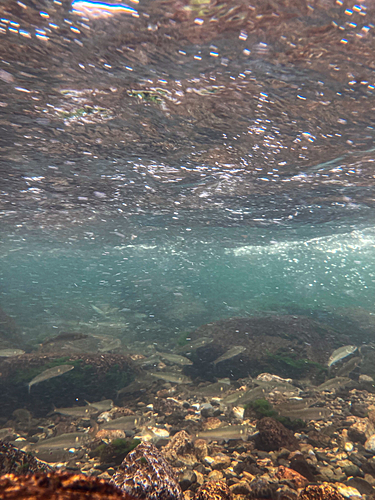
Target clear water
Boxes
[1,0,375,356]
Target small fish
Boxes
[194,382,232,397]
[91,304,107,316]
[213,346,246,365]
[52,405,98,418]
[277,406,332,421]
[328,345,357,367]
[86,399,114,412]
[196,425,256,442]
[27,432,90,451]
[42,332,88,345]
[100,415,141,431]
[149,371,192,385]
[158,352,193,366]
[256,373,293,384]
[316,376,354,392]
[0,349,25,357]
[98,338,121,353]
[336,356,361,377]
[176,337,213,353]
[28,365,74,393]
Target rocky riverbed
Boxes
[2,371,375,500]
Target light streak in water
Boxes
[71,0,138,18]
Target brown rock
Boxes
[277,485,299,500]
[194,480,232,500]
[194,439,208,460]
[298,483,345,500]
[111,442,182,500]
[211,454,232,471]
[162,430,196,467]
[255,418,299,452]
[0,472,126,500]
[276,466,308,489]
[229,481,251,495]
[0,441,51,475]
[208,470,224,481]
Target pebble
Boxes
[208,470,224,481]
[229,480,251,495]
[336,484,362,498]
[364,434,375,453]
[211,454,232,471]
[345,442,354,453]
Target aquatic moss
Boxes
[90,438,140,465]
[176,333,190,347]
[266,352,326,378]
[245,399,305,431]
[245,398,278,418]
[128,90,163,104]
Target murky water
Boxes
[0,0,375,387]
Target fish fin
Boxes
[84,400,92,406]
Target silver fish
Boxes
[213,346,246,365]
[328,345,357,367]
[196,425,256,442]
[277,406,332,421]
[159,352,193,366]
[316,376,354,392]
[52,405,98,418]
[100,415,141,431]
[28,365,74,393]
[149,371,192,384]
[98,338,121,353]
[86,399,114,412]
[336,356,361,377]
[176,337,214,353]
[27,432,91,451]
[91,304,107,316]
[0,349,25,357]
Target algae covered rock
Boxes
[89,438,141,466]
[0,440,52,475]
[185,315,341,380]
[111,442,183,500]
[0,353,135,417]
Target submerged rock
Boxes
[255,417,300,452]
[111,442,183,500]
[193,480,232,500]
[299,483,345,500]
[186,315,343,380]
[0,440,51,475]
[0,472,126,500]
[162,430,196,467]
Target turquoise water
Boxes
[1,224,374,348]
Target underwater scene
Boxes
[1,0,375,498]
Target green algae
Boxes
[90,438,140,465]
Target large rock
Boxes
[193,480,232,500]
[162,430,196,467]
[299,483,345,500]
[0,441,52,475]
[185,315,350,380]
[111,442,182,500]
[0,472,126,500]
[255,417,300,452]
